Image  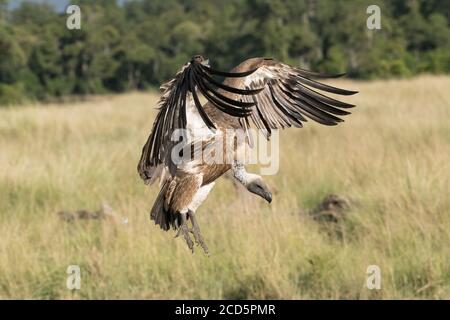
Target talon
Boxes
[187,210,210,255]
[175,211,195,252]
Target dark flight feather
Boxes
[237,59,358,136]
[137,58,261,183]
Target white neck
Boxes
[232,163,260,186]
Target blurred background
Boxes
[1,0,450,299]
[0,0,449,105]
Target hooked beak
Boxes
[247,181,272,204]
[265,191,272,203]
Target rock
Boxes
[57,202,125,224]
[306,194,355,240]
[309,194,352,223]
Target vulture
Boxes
[138,55,358,255]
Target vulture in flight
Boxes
[138,55,357,254]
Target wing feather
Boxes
[137,59,260,184]
[138,57,358,184]
[236,59,358,136]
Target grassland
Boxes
[0,76,449,299]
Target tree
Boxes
[1,0,450,106]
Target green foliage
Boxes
[0,0,449,105]
[0,83,26,105]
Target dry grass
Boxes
[0,76,449,299]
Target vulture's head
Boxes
[246,176,272,203]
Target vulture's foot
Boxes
[188,210,210,256]
[175,211,194,253]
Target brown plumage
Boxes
[138,55,358,254]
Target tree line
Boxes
[0,0,449,105]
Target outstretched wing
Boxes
[237,58,358,138]
[137,58,262,184]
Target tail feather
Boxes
[150,180,179,231]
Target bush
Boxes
[0,83,27,106]
[421,49,450,74]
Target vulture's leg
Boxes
[175,211,194,252]
[188,210,209,256]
